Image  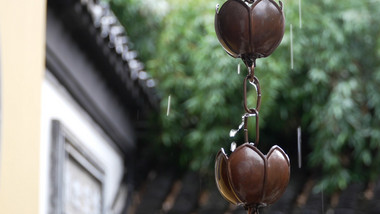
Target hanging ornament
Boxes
[215,0,285,66]
[213,0,290,213]
[215,144,290,211]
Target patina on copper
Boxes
[215,0,285,66]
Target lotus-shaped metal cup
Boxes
[215,143,290,208]
[215,0,285,63]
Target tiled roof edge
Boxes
[80,0,160,109]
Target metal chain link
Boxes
[243,65,261,145]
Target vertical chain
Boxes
[244,115,249,143]
[243,65,261,145]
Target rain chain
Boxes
[213,0,290,214]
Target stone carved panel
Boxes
[50,120,105,214]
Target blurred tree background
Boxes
[110,0,380,194]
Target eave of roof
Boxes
[51,0,160,111]
[85,0,160,109]
[47,0,161,153]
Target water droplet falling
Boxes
[248,79,258,92]
[230,142,237,152]
[166,95,171,116]
[290,24,294,70]
[297,126,302,168]
[229,129,238,138]
[229,121,244,137]
[229,113,258,138]
[299,0,302,28]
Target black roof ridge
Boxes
[80,0,160,109]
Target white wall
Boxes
[40,71,125,214]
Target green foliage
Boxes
[274,0,380,194]
[111,0,380,193]
[147,0,245,170]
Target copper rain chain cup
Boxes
[215,0,285,66]
[213,0,290,213]
[215,144,290,208]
